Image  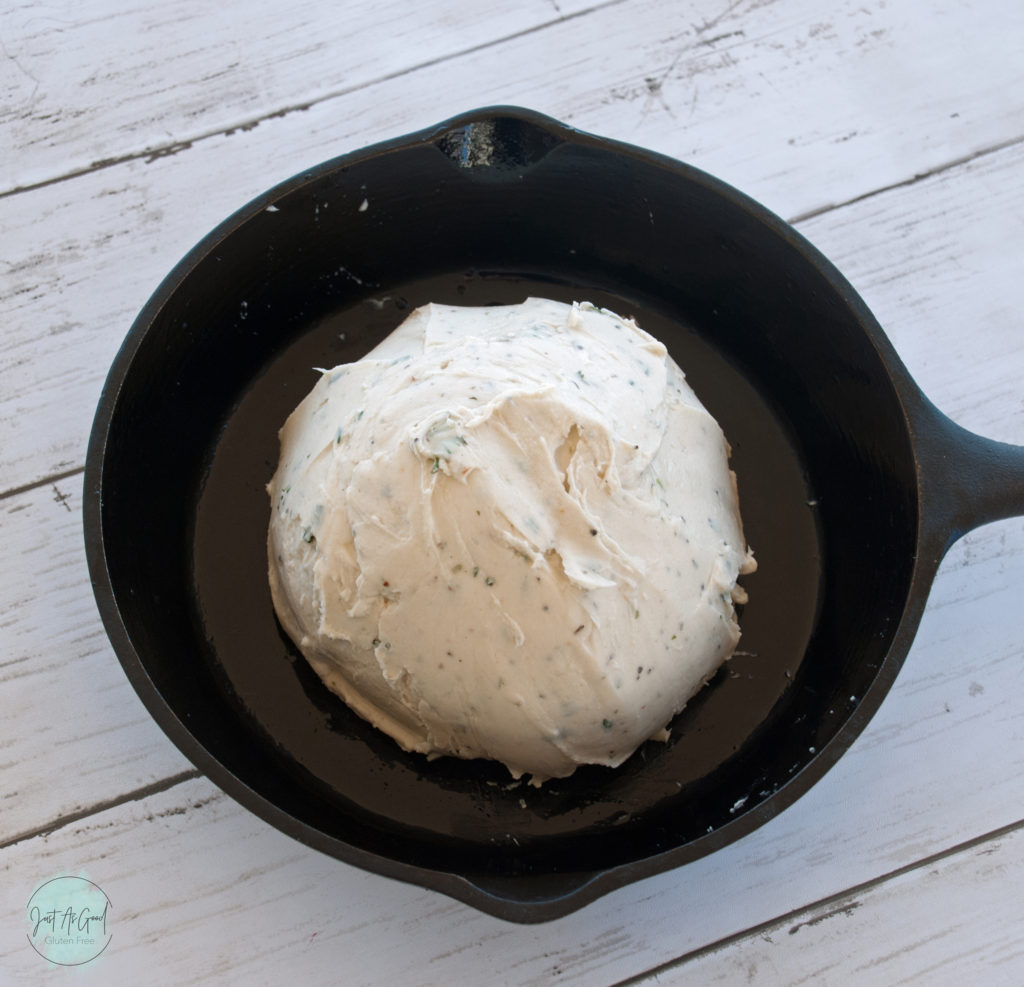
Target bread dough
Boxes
[267,298,755,783]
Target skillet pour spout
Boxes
[85,106,1024,922]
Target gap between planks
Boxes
[0,0,629,202]
[0,464,84,504]
[788,133,1024,224]
[0,767,202,852]
[612,813,1024,986]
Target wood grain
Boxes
[3,0,1024,493]
[4,0,1023,202]
[2,0,1024,980]
[2,138,1022,846]
[635,823,1024,985]
[795,143,1024,446]
[0,414,1021,980]
[1,750,1022,984]
[1,0,608,192]
[0,480,193,846]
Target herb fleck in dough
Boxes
[267,299,755,784]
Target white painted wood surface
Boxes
[2,0,1023,982]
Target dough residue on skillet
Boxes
[267,298,756,784]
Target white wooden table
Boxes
[2,1,1023,983]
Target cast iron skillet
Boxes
[84,107,1024,923]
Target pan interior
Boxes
[190,273,820,873]
[95,117,918,882]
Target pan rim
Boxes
[84,106,934,921]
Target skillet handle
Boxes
[915,396,1024,558]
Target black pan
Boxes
[84,107,1024,922]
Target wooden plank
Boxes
[3,0,1024,494]
[2,118,1023,843]
[795,148,1024,447]
[637,825,1024,985]
[1,0,603,192]
[4,0,1023,202]
[0,480,1022,980]
[3,2,1024,977]
[0,480,193,846]
[0,674,1021,986]
[5,2,1024,981]
[1,113,1022,497]
[2,133,1024,833]
[2,0,1024,202]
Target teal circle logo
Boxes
[26,876,111,966]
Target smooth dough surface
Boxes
[267,298,755,783]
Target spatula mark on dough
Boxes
[555,423,581,493]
